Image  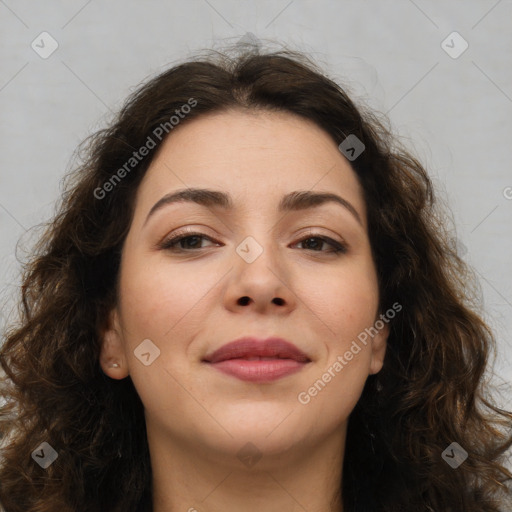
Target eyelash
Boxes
[158,230,348,255]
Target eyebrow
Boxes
[143,188,362,226]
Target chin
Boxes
[204,429,305,467]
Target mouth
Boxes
[202,336,311,382]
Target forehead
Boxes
[134,109,366,222]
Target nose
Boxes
[223,237,297,315]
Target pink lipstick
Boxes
[203,336,310,382]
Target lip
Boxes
[203,336,311,382]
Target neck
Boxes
[148,423,346,512]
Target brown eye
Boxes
[158,231,347,255]
[295,235,347,254]
[159,233,219,252]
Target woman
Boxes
[1,45,511,512]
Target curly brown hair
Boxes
[1,45,511,512]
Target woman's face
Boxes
[100,109,388,461]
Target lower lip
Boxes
[207,359,308,382]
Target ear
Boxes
[369,316,389,375]
[99,307,130,379]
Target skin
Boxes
[100,109,388,512]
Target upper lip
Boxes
[203,337,311,364]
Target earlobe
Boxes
[99,309,129,379]
[369,320,389,375]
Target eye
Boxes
[158,232,220,252]
[294,234,347,254]
[158,230,348,255]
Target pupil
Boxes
[184,236,200,248]
[306,238,320,250]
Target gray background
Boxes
[1,1,511,402]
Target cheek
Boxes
[297,356,369,436]
[115,253,228,401]
[296,261,380,348]
[295,269,379,427]
[115,256,209,415]
[118,255,213,339]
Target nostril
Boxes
[238,296,251,305]
[273,298,284,305]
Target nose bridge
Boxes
[234,230,281,280]
[232,202,280,267]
